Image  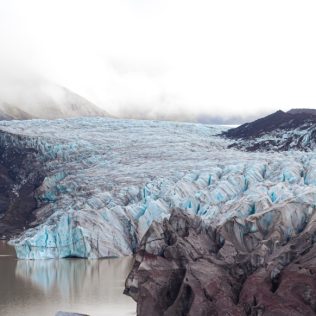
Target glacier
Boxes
[1,117,316,259]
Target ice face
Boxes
[1,118,316,259]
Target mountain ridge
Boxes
[0,85,110,120]
[223,108,316,151]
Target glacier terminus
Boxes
[1,117,316,260]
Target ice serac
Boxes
[125,207,316,315]
[1,117,316,259]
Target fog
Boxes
[1,0,316,122]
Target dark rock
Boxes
[223,110,316,139]
[125,208,316,315]
[0,132,45,238]
[222,109,316,151]
[288,108,316,116]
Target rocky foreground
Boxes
[125,208,316,315]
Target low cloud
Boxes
[1,1,316,122]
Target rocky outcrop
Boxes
[223,109,316,151]
[0,131,45,238]
[125,208,316,315]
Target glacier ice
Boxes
[1,117,316,259]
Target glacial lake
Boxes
[0,241,136,316]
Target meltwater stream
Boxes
[0,241,136,316]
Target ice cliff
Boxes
[1,117,316,259]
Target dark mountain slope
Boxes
[288,108,316,116]
[223,109,316,151]
[223,110,316,139]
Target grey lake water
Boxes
[0,241,136,316]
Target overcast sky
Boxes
[1,0,316,121]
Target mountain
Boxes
[223,109,316,151]
[287,108,316,115]
[0,84,110,120]
[0,103,34,120]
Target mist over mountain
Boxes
[105,105,268,125]
[0,79,263,124]
[195,112,269,125]
[0,71,313,124]
[0,77,110,120]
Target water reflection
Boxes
[16,257,134,300]
[0,242,136,316]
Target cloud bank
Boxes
[1,0,316,122]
